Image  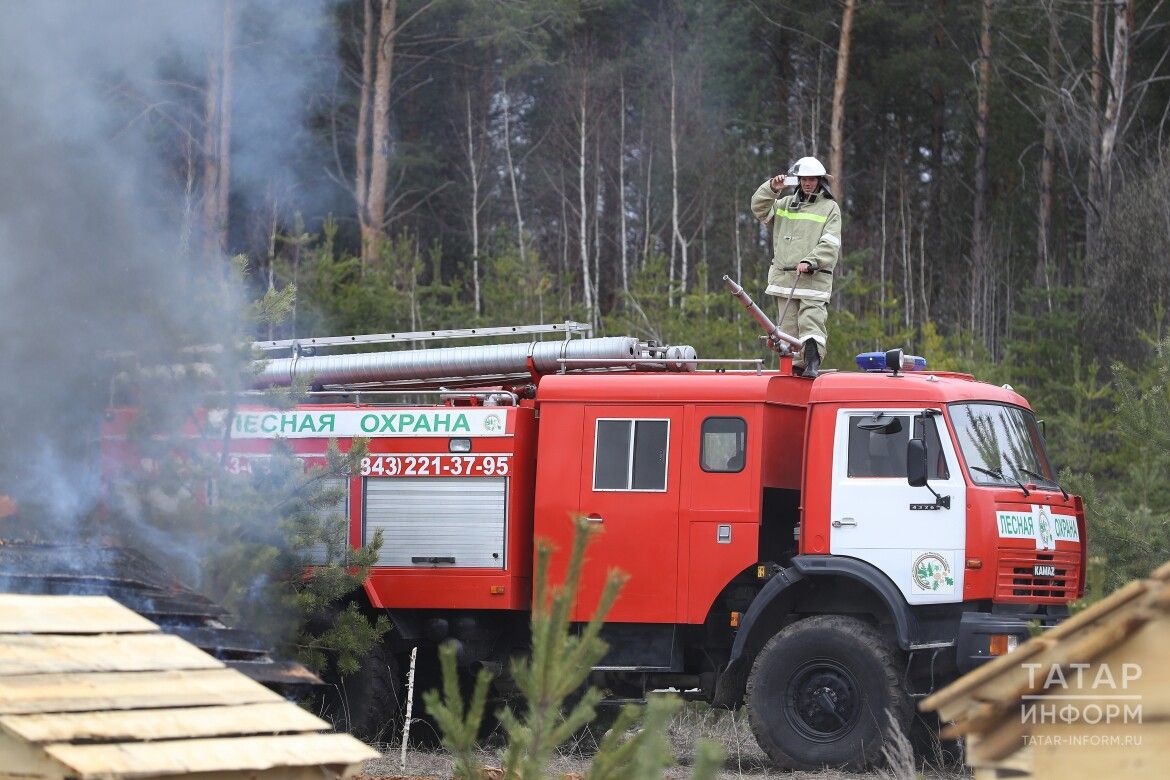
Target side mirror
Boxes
[907,438,927,487]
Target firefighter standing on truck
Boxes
[750,156,841,378]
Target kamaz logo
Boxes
[1033,564,1056,577]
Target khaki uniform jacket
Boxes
[751,180,842,301]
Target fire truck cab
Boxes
[528,366,1082,769]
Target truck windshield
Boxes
[948,402,1055,487]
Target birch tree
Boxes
[1035,4,1058,308]
[669,48,688,306]
[458,89,490,316]
[642,141,653,269]
[577,76,595,325]
[1086,0,1105,264]
[617,71,629,296]
[502,79,528,269]
[926,0,947,272]
[970,0,994,339]
[1097,0,1132,204]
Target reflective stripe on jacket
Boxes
[750,179,842,300]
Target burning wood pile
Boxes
[0,593,377,779]
[0,540,319,688]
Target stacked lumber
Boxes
[0,540,321,688]
[920,560,1170,779]
[0,593,378,780]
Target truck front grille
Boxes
[995,548,1080,603]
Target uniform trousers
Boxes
[775,297,828,368]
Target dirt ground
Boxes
[358,707,969,780]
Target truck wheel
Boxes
[746,615,910,771]
[340,641,403,742]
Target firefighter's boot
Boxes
[802,339,821,378]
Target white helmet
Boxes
[788,156,828,177]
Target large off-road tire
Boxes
[338,641,403,742]
[745,615,911,771]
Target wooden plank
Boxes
[0,634,223,676]
[0,595,157,635]
[158,767,368,780]
[45,733,379,776]
[0,668,282,715]
[0,702,328,744]
[947,612,1153,739]
[935,608,1158,726]
[973,769,1029,780]
[965,732,1032,773]
[0,731,66,780]
[961,617,1170,768]
[1033,721,1170,776]
[922,579,1153,718]
[966,713,1029,765]
[1041,578,1150,641]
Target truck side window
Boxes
[593,419,669,491]
[847,414,950,479]
[847,415,910,478]
[700,417,746,473]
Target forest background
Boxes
[207,0,1170,596]
[4,0,1170,612]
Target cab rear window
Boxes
[700,417,746,472]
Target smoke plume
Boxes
[0,1,333,544]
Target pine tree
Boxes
[106,258,389,675]
[424,516,725,779]
[1066,337,1170,595]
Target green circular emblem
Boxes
[912,552,955,592]
[1037,509,1054,547]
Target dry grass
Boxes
[876,711,916,780]
[359,702,971,779]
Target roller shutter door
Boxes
[364,477,507,568]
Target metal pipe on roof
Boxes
[722,275,802,351]
[251,336,695,389]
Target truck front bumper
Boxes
[956,607,1067,673]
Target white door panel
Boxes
[829,409,967,605]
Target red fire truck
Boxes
[101,283,1084,770]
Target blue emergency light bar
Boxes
[855,350,928,372]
